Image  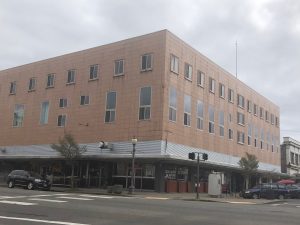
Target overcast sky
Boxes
[1,0,299,142]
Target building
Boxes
[0,30,281,192]
[281,137,300,176]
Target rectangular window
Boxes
[228,88,234,103]
[67,70,75,84]
[271,114,274,125]
[219,83,225,99]
[184,63,192,80]
[57,115,66,127]
[248,124,252,145]
[260,107,264,119]
[253,104,258,116]
[265,111,269,122]
[197,71,205,87]
[209,77,215,93]
[237,94,244,108]
[141,53,152,71]
[260,128,264,149]
[28,78,36,91]
[139,87,151,120]
[219,111,224,137]
[247,100,252,113]
[169,87,177,122]
[9,81,16,94]
[80,96,90,105]
[254,126,259,148]
[228,128,233,140]
[59,98,68,108]
[114,59,124,76]
[170,54,179,74]
[237,131,245,144]
[13,104,24,127]
[275,116,279,127]
[46,74,55,88]
[105,91,116,123]
[209,105,214,133]
[197,100,204,130]
[89,64,98,80]
[184,94,191,126]
[40,101,49,125]
[237,112,245,125]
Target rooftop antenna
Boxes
[235,40,238,78]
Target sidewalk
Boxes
[49,186,284,205]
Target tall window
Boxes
[57,115,66,127]
[228,88,234,103]
[209,105,214,133]
[46,74,55,88]
[114,59,124,76]
[67,70,75,84]
[228,128,233,140]
[254,126,259,147]
[253,104,258,116]
[13,104,24,127]
[265,111,269,122]
[247,100,252,113]
[271,114,275,125]
[219,83,225,98]
[184,94,191,126]
[237,94,244,108]
[170,54,179,74]
[248,124,252,145]
[275,116,279,127]
[105,91,116,123]
[89,64,98,80]
[197,100,204,130]
[197,71,205,87]
[59,98,68,108]
[141,54,152,71]
[237,112,245,125]
[219,111,224,137]
[139,87,151,120]
[260,107,264,119]
[80,96,90,105]
[237,131,245,144]
[28,78,36,91]
[209,77,215,93]
[9,81,16,94]
[184,63,192,80]
[40,101,49,125]
[260,128,264,149]
[169,87,177,122]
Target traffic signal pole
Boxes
[196,153,200,200]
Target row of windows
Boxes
[169,87,279,151]
[8,53,153,94]
[12,87,152,127]
[290,152,300,166]
[169,54,280,127]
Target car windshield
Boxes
[29,172,42,178]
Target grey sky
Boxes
[1,0,299,141]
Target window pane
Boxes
[184,95,191,113]
[140,87,151,106]
[106,92,116,109]
[13,104,24,127]
[40,101,49,124]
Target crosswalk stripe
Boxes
[0,200,37,205]
[226,201,256,205]
[79,194,114,199]
[296,206,300,208]
[56,196,93,201]
[28,198,67,203]
[145,197,169,200]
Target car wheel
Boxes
[27,182,34,190]
[278,194,284,200]
[252,194,259,199]
[8,180,14,188]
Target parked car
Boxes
[242,184,264,199]
[286,185,300,199]
[260,183,290,199]
[7,170,51,190]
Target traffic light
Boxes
[202,153,208,161]
[188,152,195,160]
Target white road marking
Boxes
[28,194,55,198]
[145,197,169,200]
[79,194,114,199]
[271,204,281,206]
[29,198,67,203]
[226,201,256,205]
[52,193,73,196]
[57,196,93,201]
[0,195,27,199]
[0,200,37,205]
[0,215,90,225]
[296,205,300,208]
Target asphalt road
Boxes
[0,187,299,225]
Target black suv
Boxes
[260,183,290,199]
[7,170,50,190]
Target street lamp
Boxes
[129,137,138,194]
